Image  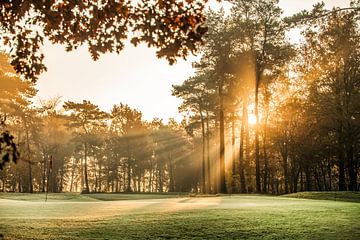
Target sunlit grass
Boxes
[0,193,359,239]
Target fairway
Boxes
[0,194,359,239]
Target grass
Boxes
[0,193,359,239]
[0,192,182,202]
[283,191,360,203]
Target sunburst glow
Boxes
[248,113,257,125]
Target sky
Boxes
[36,0,350,122]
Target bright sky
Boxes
[36,0,350,122]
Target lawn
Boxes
[0,193,359,239]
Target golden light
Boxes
[248,113,257,125]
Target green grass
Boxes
[0,193,359,239]
[0,192,182,202]
[283,191,360,203]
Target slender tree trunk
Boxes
[305,169,312,191]
[231,112,236,192]
[158,161,163,192]
[245,104,251,193]
[69,158,76,192]
[314,168,322,191]
[137,171,141,192]
[94,169,98,192]
[60,166,65,192]
[98,162,102,192]
[231,112,236,176]
[239,99,247,193]
[41,153,47,192]
[28,161,33,193]
[262,94,270,193]
[347,144,357,191]
[115,165,119,192]
[169,153,175,192]
[205,110,211,194]
[149,163,153,192]
[83,143,90,193]
[327,159,332,191]
[200,109,206,193]
[24,121,33,193]
[219,82,227,194]
[282,144,289,194]
[254,80,261,193]
[127,158,132,192]
[338,139,346,191]
[81,157,84,191]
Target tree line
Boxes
[173,0,360,194]
[1,0,359,194]
[0,70,200,193]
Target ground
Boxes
[0,192,359,239]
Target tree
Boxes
[63,100,107,193]
[299,7,360,191]
[0,52,37,170]
[199,9,234,194]
[172,72,216,193]
[230,0,291,192]
[0,0,209,82]
[110,103,149,192]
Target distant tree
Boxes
[172,73,216,193]
[110,103,148,192]
[39,108,73,193]
[63,100,107,193]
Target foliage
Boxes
[0,130,19,170]
[0,0,210,81]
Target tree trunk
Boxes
[231,112,237,192]
[83,143,90,193]
[115,164,119,192]
[41,153,47,192]
[219,83,227,194]
[98,162,102,192]
[300,170,304,192]
[69,158,76,192]
[169,153,175,192]
[206,110,211,194]
[305,169,312,191]
[200,109,206,193]
[338,142,346,191]
[282,149,289,194]
[327,159,332,191]
[148,163,153,192]
[262,94,270,193]
[347,144,357,191]
[239,99,247,193]
[126,158,132,192]
[254,72,261,193]
[24,121,33,193]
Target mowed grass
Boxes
[0,193,359,240]
[283,191,360,203]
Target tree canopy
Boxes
[0,0,210,81]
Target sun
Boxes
[248,113,257,125]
